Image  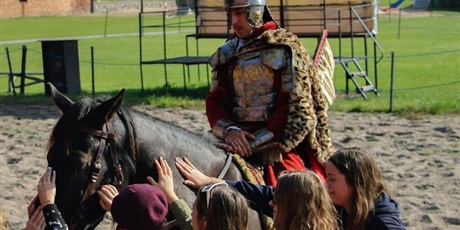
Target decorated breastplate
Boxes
[231,48,286,122]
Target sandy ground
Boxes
[0,104,459,230]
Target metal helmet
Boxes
[224,0,266,28]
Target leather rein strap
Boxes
[71,122,124,228]
[218,152,233,179]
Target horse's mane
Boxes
[117,104,138,161]
[47,96,139,163]
[131,109,219,152]
[47,94,221,167]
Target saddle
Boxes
[232,154,266,185]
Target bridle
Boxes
[70,121,125,228]
[66,118,234,229]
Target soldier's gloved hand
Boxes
[224,129,255,157]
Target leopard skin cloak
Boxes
[240,28,335,167]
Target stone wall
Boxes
[93,1,166,14]
[1,0,90,18]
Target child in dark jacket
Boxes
[175,157,340,230]
[325,147,406,230]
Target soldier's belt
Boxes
[234,93,276,107]
[233,106,273,122]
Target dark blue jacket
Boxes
[340,192,405,230]
[367,192,406,229]
[226,180,275,217]
[228,181,405,230]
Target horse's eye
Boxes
[69,150,91,168]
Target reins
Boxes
[218,152,233,179]
[70,121,125,228]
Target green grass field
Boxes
[1,10,459,114]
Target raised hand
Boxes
[24,203,45,230]
[37,167,56,206]
[174,157,223,188]
[27,195,39,219]
[97,185,119,211]
[147,157,178,204]
[24,195,45,230]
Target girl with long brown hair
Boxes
[272,171,339,230]
[175,157,340,230]
[326,147,405,230]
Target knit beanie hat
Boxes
[111,184,168,230]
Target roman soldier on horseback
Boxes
[206,0,335,186]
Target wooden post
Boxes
[20,45,27,95]
[390,51,395,112]
[6,47,14,93]
[91,46,95,96]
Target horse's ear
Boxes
[47,82,74,112]
[87,89,126,128]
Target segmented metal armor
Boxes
[210,37,292,123]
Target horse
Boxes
[45,83,264,230]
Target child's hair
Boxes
[195,183,249,230]
[273,170,339,230]
[328,147,392,230]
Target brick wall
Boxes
[1,0,90,18]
